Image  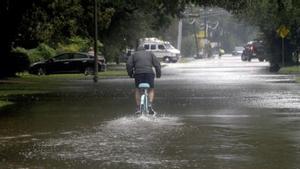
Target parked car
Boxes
[232,46,244,56]
[241,41,266,62]
[29,52,106,75]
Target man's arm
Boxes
[151,53,161,78]
[126,54,134,77]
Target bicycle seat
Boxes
[138,83,150,89]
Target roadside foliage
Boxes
[1,0,299,77]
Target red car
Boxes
[241,41,266,62]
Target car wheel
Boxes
[163,57,171,63]
[241,55,246,61]
[37,68,46,76]
[99,64,107,72]
[84,67,94,76]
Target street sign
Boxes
[276,25,289,66]
[277,25,290,38]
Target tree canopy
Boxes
[236,0,300,64]
[1,0,299,77]
[0,0,191,77]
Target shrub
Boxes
[13,43,56,63]
[35,43,56,60]
[56,36,91,53]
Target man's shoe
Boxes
[135,106,141,115]
[148,106,156,116]
[135,110,141,115]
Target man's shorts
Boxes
[134,73,155,88]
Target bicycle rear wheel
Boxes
[140,94,149,115]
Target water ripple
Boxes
[27,115,183,167]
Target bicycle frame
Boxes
[138,83,150,115]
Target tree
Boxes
[237,0,300,65]
[3,0,188,62]
[1,0,249,78]
[97,0,188,61]
[0,0,36,77]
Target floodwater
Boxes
[1,56,300,169]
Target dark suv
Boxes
[29,52,106,75]
[241,41,266,62]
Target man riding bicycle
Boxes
[126,46,161,115]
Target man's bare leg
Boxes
[149,88,155,104]
[135,88,140,107]
[136,88,155,114]
[136,88,154,105]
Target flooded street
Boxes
[1,56,300,169]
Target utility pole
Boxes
[93,0,98,83]
[177,19,183,51]
[203,8,208,58]
[281,37,285,66]
[204,8,207,39]
[193,21,200,58]
[184,7,223,58]
[188,7,200,58]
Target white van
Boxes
[139,38,181,63]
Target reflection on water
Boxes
[22,115,183,168]
[1,57,300,169]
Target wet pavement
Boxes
[1,56,300,169]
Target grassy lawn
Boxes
[0,70,127,109]
[178,57,194,63]
[279,66,300,83]
[279,66,300,74]
[0,101,13,108]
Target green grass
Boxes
[0,101,13,108]
[0,70,127,109]
[100,70,127,77]
[279,66,300,84]
[178,57,193,63]
[15,70,127,80]
[279,66,300,74]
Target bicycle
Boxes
[138,83,151,115]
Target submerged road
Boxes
[1,56,300,169]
